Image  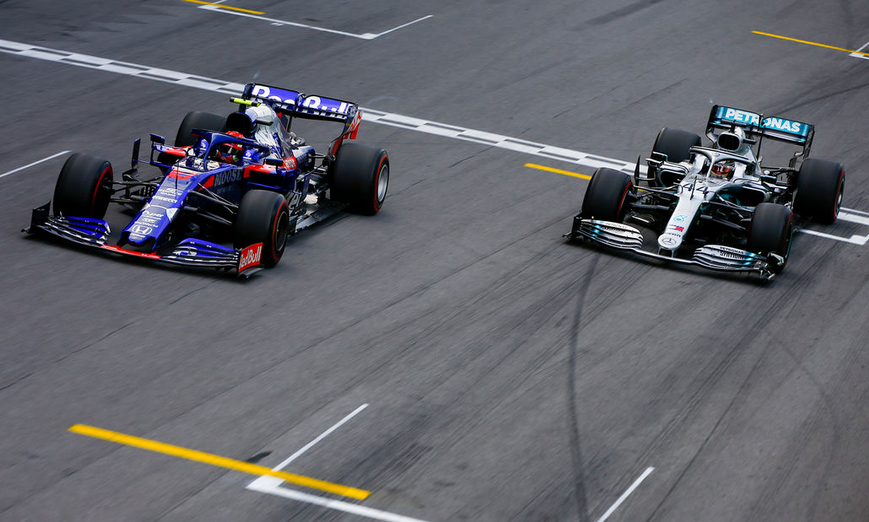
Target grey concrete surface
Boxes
[1,1,868,520]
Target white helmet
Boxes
[245,104,277,126]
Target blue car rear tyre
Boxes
[175,111,227,147]
[330,143,389,215]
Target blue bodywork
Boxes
[26,82,364,276]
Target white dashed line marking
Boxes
[0,39,637,174]
[246,405,427,522]
[596,467,655,522]
[195,4,432,41]
[0,150,69,179]
[1,37,866,236]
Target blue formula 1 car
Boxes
[25,82,390,276]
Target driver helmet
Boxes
[711,159,735,179]
[215,131,245,163]
[245,104,277,126]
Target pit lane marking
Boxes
[187,1,432,40]
[752,31,869,59]
[249,479,428,522]
[0,150,69,179]
[183,0,263,15]
[525,163,591,180]
[851,41,869,60]
[68,423,369,500]
[596,467,655,522]
[247,404,428,522]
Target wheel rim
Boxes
[376,164,389,204]
[835,174,845,215]
[273,209,289,254]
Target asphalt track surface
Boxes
[2,1,869,521]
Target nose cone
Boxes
[658,233,683,251]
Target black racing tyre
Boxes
[747,203,793,270]
[652,127,701,163]
[793,158,845,225]
[175,111,227,147]
[53,153,113,219]
[580,168,633,222]
[234,190,290,268]
[329,142,389,215]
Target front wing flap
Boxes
[25,203,262,277]
[569,216,777,279]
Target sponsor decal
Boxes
[209,168,244,187]
[761,117,806,136]
[674,214,687,223]
[131,224,153,235]
[157,188,182,197]
[152,195,177,204]
[718,107,808,137]
[284,156,297,169]
[717,250,743,260]
[660,236,678,246]
[720,107,761,126]
[251,85,298,105]
[249,85,350,117]
[238,243,263,272]
[669,225,685,232]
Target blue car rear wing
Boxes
[238,82,363,156]
[240,82,358,124]
[707,105,814,153]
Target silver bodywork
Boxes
[571,144,787,280]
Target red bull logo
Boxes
[238,243,263,272]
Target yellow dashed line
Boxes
[69,424,369,500]
[752,31,869,58]
[184,0,265,15]
[525,163,591,180]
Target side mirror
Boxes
[264,158,283,167]
[150,134,166,145]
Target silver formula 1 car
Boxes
[568,105,845,280]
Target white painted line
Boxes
[0,150,70,179]
[842,207,869,217]
[850,40,869,59]
[249,477,429,522]
[596,466,655,522]
[197,6,431,40]
[271,403,368,471]
[246,404,427,522]
[1,38,866,220]
[798,228,869,245]
[838,210,869,227]
[0,39,637,175]
[375,15,434,38]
